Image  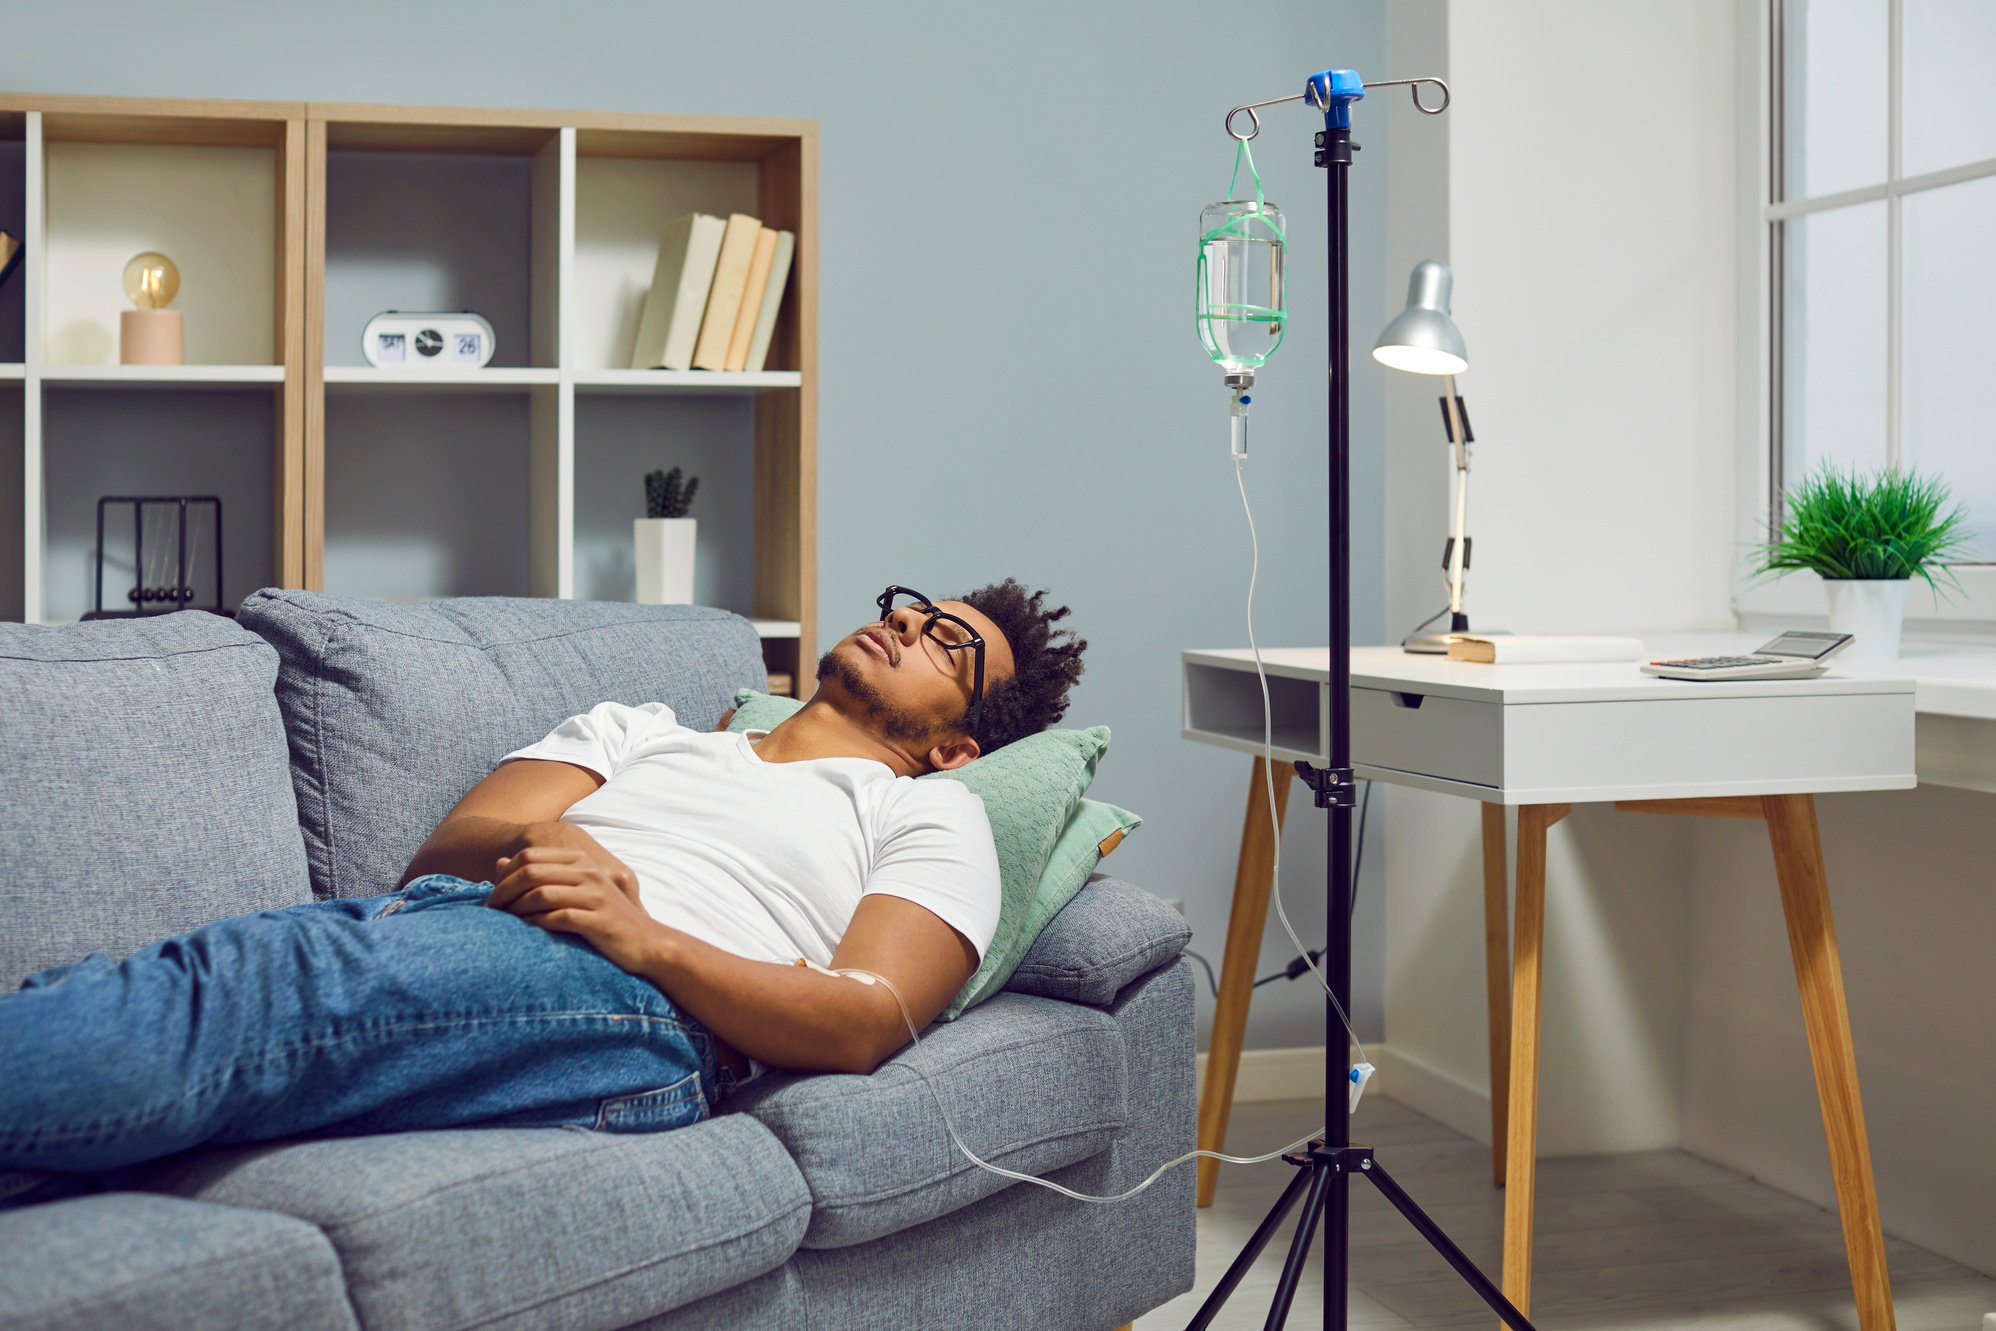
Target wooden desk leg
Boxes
[1480,802,1511,1189]
[1762,794,1897,1331]
[1195,755,1294,1209]
[1500,803,1565,1329]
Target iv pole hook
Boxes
[1224,75,1450,140]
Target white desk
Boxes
[1182,640,1916,1331]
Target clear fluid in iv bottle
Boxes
[1197,199,1287,373]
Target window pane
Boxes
[1783,0,1888,200]
[1904,0,1996,177]
[1902,176,1995,560]
[1781,203,1888,495]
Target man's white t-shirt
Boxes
[497,700,1002,1088]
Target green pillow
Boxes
[723,689,1141,1017]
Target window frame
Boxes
[1738,0,1996,630]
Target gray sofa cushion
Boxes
[1006,873,1193,1007]
[0,1191,355,1331]
[235,590,767,900]
[724,989,1127,1249]
[790,957,1198,1330]
[629,1266,805,1331]
[0,612,313,991]
[128,1116,810,1331]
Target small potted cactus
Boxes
[635,466,700,605]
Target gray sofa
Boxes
[0,590,1196,1330]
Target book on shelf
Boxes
[742,230,795,373]
[629,213,726,371]
[766,672,795,697]
[691,213,764,371]
[723,227,780,372]
[1445,634,1645,665]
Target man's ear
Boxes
[925,736,983,772]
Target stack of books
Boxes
[629,212,796,373]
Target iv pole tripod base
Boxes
[1183,1144,1539,1331]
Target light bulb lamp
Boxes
[1374,259,1478,653]
[1184,74,1540,1331]
[120,250,183,366]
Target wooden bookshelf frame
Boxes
[305,101,818,692]
[3,93,816,694]
[0,93,307,620]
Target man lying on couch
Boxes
[0,578,1087,1210]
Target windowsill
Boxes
[1735,567,1996,641]
[1837,640,1996,722]
[1701,612,1996,795]
[1732,577,1996,721]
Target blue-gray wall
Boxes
[11,0,1391,1053]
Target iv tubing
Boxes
[808,421,1367,1206]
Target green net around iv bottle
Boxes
[1196,136,1287,373]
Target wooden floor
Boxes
[1137,1093,1995,1330]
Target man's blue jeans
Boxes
[0,873,738,1210]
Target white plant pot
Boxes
[1823,578,1909,665]
[634,518,696,605]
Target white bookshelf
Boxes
[573,369,802,395]
[0,98,302,629]
[323,366,561,390]
[308,107,816,693]
[42,365,286,387]
[2,96,817,695]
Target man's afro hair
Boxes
[951,578,1088,753]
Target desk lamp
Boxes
[1374,260,1478,653]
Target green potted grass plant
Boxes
[1751,463,1973,663]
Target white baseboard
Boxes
[1367,1043,1493,1145]
[1194,1044,1388,1104]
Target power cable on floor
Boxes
[1182,776,1374,1001]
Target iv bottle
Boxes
[1196,198,1287,373]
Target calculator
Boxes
[1640,631,1854,681]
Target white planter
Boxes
[1823,578,1909,664]
[634,518,696,605]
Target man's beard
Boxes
[816,648,934,743]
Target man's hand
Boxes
[484,845,664,975]
[508,822,642,907]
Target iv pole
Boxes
[1184,69,1540,1331]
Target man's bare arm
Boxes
[827,894,980,1072]
[634,893,977,1077]
[397,758,606,888]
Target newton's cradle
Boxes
[80,495,228,620]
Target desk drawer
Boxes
[1351,686,1502,787]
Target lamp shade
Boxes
[1373,259,1467,376]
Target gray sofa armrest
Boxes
[1003,873,1191,1007]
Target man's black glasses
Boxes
[875,585,985,746]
